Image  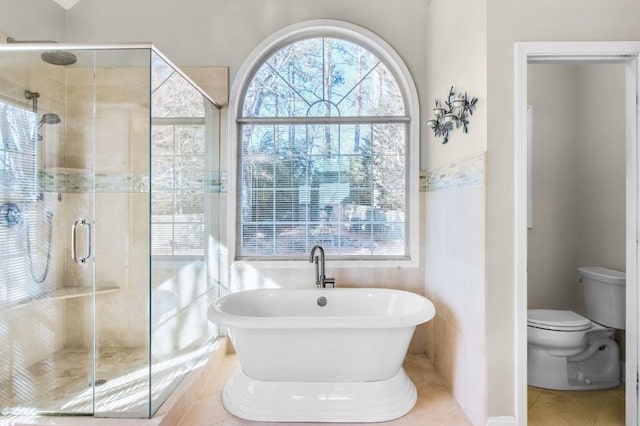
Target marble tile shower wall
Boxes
[64,66,151,349]
[423,152,487,426]
[0,60,68,382]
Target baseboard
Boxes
[486,416,517,426]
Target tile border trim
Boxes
[420,152,486,192]
[38,169,226,193]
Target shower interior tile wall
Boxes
[64,66,150,349]
[0,60,68,382]
[0,62,152,388]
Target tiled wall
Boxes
[423,152,486,425]
[0,55,68,383]
[63,65,152,350]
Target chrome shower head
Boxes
[6,37,77,66]
[41,50,77,66]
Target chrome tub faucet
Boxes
[309,245,335,288]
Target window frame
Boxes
[150,101,216,262]
[228,19,419,268]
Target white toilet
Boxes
[527,266,625,390]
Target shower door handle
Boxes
[72,219,92,264]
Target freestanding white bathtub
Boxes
[208,288,436,423]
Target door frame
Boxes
[514,41,640,425]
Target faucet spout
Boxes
[309,245,335,288]
[309,245,325,287]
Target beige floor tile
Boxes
[400,391,472,425]
[594,392,625,426]
[527,386,542,410]
[609,384,626,401]
[404,354,448,393]
[177,394,232,426]
[196,356,239,400]
[214,417,259,425]
[528,386,624,426]
[529,390,604,426]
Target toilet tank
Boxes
[579,267,626,329]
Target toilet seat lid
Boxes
[527,309,592,331]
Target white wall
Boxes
[527,63,626,313]
[423,0,487,169]
[527,64,582,310]
[575,64,626,274]
[486,0,640,417]
[0,0,66,42]
[424,1,487,424]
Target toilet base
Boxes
[528,339,620,391]
[529,376,620,391]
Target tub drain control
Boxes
[317,296,327,307]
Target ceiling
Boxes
[52,0,80,10]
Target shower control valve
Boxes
[0,202,23,228]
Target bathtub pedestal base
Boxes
[223,368,417,423]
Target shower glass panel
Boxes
[149,51,221,415]
[0,48,96,416]
[91,48,152,418]
[0,44,221,419]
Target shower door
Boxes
[0,48,98,416]
[91,48,152,418]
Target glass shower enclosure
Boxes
[0,44,221,418]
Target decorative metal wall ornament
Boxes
[426,87,478,144]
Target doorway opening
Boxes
[514,42,640,426]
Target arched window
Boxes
[229,20,419,264]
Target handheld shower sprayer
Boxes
[24,90,62,140]
[0,202,54,284]
[39,113,61,126]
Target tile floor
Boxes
[177,354,471,426]
[0,346,148,415]
[0,343,214,418]
[2,345,626,426]
[0,350,470,425]
[528,385,625,426]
